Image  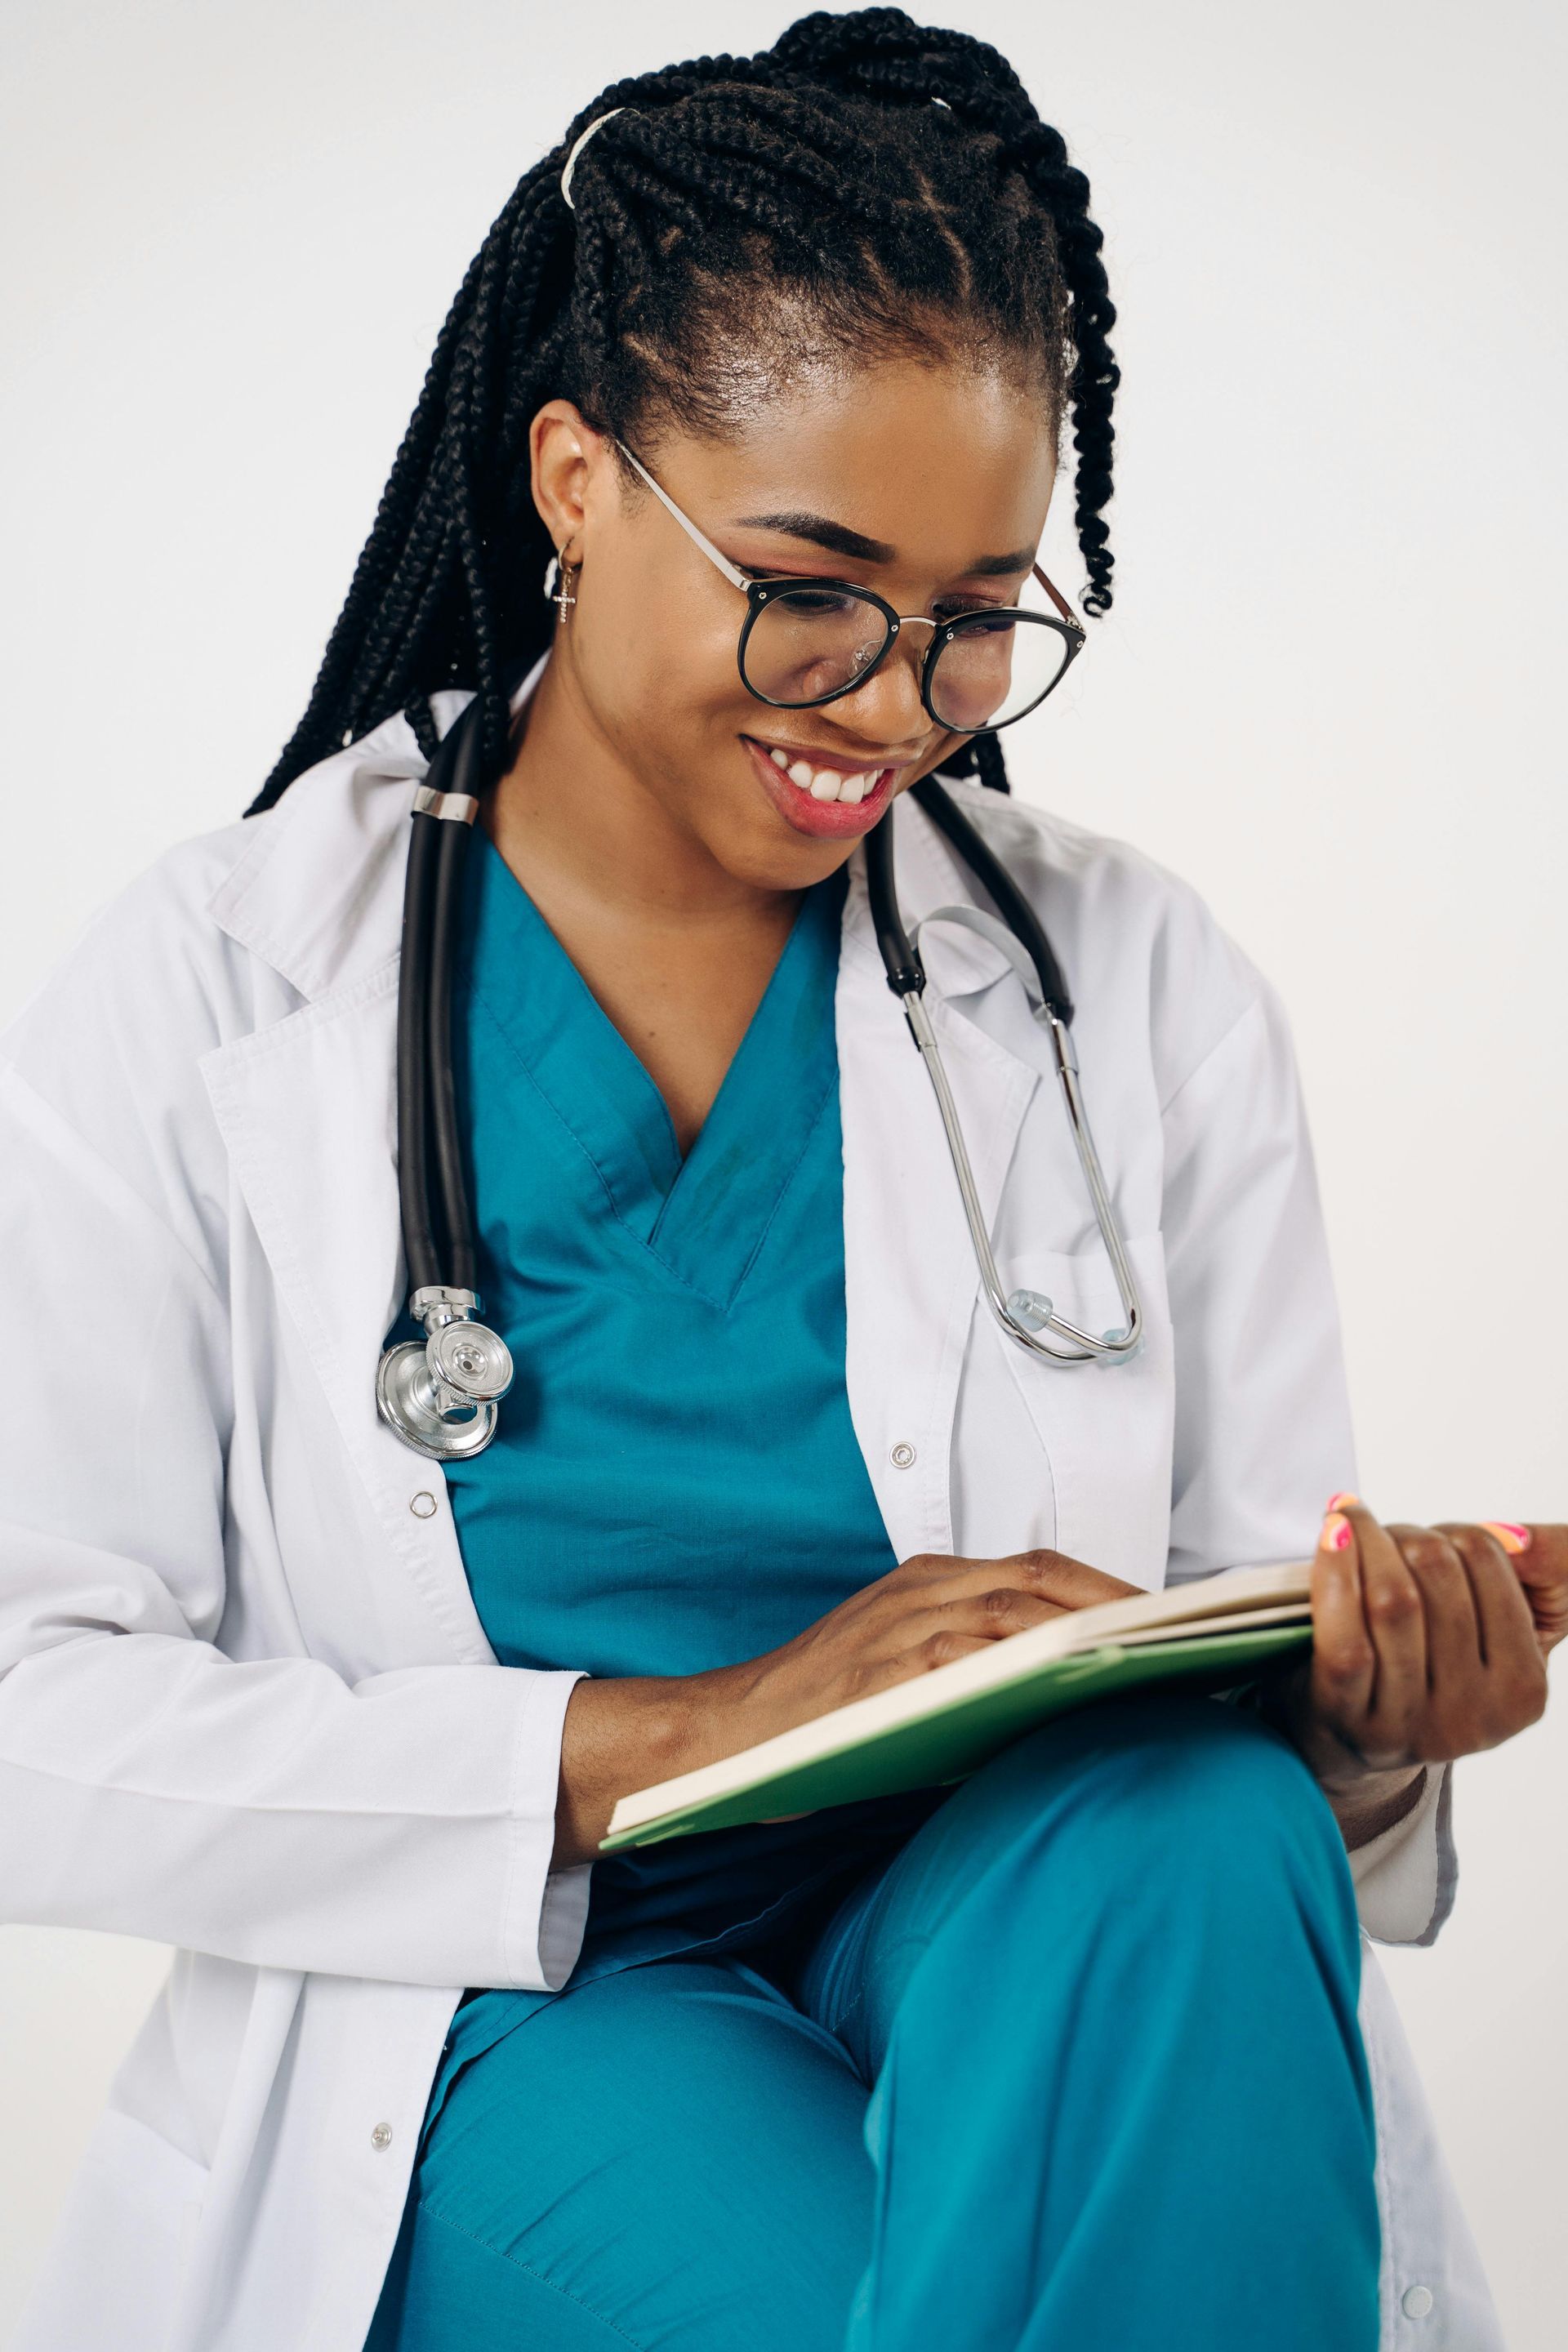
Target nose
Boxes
[828,626,931,741]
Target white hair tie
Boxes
[560,109,630,211]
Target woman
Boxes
[2,11,1561,2350]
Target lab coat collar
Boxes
[209,710,432,1004]
[208,671,546,1006]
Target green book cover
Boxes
[599,1618,1311,1853]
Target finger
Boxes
[992,1550,1143,1610]
[1386,1523,1478,1682]
[1310,1504,1376,1731]
[1487,1525,1568,1655]
[1336,1499,1428,1744]
[922,1586,1073,1643]
[1434,1524,1536,1668]
[906,1630,996,1677]
[1440,1527,1547,1744]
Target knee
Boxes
[983,1692,1346,1899]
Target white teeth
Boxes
[764,747,884,805]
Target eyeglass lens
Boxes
[742,586,1071,730]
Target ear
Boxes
[529,399,612,559]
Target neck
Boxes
[480,648,804,1159]
[486,651,787,938]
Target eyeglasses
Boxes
[612,440,1086,734]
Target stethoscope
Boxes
[375,694,1144,1462]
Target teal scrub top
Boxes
[423,836,944,2118]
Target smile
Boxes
[760,745,891,806]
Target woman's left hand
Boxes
[1276,1498,1564,1799]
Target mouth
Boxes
[742,734,913,840]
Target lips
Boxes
[742,735,906,841]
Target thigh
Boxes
[794,1690,1358,2078]
[366,1955,875,2352]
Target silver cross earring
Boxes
[542,549,577,621]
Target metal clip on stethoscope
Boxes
[376,706,1143,1462]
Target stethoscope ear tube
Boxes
[862,816,924,996]
[868,784,1143,1368]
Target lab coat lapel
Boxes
[839,800,1039,1565]
[202,741,497,1669]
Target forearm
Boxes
[554,1668,744,1867]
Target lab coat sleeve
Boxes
[0,1055,588,1991]
[1158,976,1456,1946]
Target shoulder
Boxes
[3,702,429,1096]
[932,779,1285,1107]
[4,814,293,1095]
[0,816,302,1274]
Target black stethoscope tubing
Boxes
[397,698,485,1299]
[867,775,1073,1024]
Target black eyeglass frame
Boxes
[609,439,1087,734]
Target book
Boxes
[599,1561,1313,1852]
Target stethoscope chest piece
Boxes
[376,1286,514,1463]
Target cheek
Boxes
[574,559,752,772]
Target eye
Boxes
[765,584,868,619]
[933,595,1012,624]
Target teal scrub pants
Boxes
[365,1695,1379,2351]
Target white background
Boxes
[2,0,1564,2341]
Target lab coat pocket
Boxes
[14,2107,209,2352]
[994,1229,1175,1590]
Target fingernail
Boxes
[1482,1521,1532,1555]
[1321,1511,1353,1552]
[1327,1492,1360,1512]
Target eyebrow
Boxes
[734,510,898,564]
[733,509,1036,577]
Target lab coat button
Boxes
[889,1442,916,1469]
[410,1491,438,1519]
[371,2123,394,2150]
[1401,2285,1434,2319]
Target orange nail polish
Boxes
[1482,1521,1532,1555]
[1321,1511,1353,1552]
[1327,1492,1360,1512]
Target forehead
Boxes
[647,357,1059,568]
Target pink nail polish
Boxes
[1326,1491,1360,1512]
[1321,1511,1353,1552]
[1482,1521,1532,1555]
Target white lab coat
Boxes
[0,686,1499,2351]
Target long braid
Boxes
[249,7,1117,813]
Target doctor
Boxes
[2,14,1561,2352]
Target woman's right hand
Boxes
[552,1548,1138,1866]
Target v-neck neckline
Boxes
[461,838,844,1310]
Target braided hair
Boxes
[248,7,1117,814]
